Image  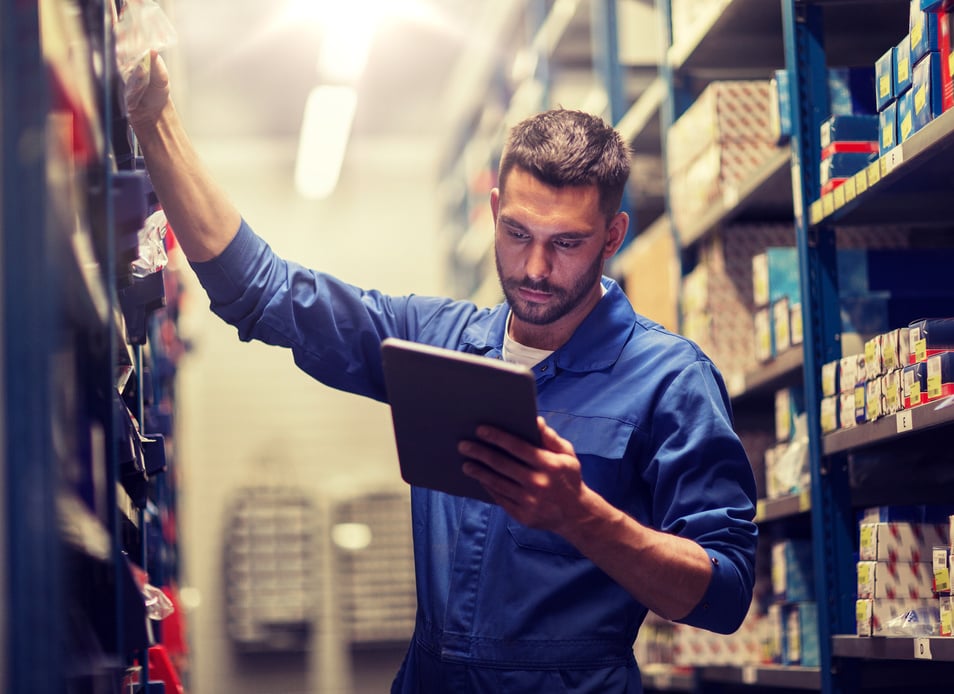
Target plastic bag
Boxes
[114,0,177,112]
[879,607,940,636]
[132,209,169,278]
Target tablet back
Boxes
[381,338,540,503]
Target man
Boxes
[129,52,757,693]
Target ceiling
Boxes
[172,0,599,148]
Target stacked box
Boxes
[898,86,917,141]
[911,0,940,64]
[667,81,783,232]
[909,318,954,363]
[927,351,954,400]
[775,386,805,442]
[860,521,950,563]
[680,224,794,383]
[897,34,914,95]
[784,602,820,667]
[903,361,929,407]
[912,51,944,134]
[773,539,815,602]
[857,597,939,636]
[876,46,897,111]
[930,2,954,112]
[883,369,903,415]
[879,100,899,154]
[858,560,937,598]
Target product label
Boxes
[915,86,927,115]
[883,124,894,147]
[899,57,910,83]
[880,75,891,99]
[916,337,927,363]
[901,113,914,141]
[912,18,924,49]
[928,355,942,399]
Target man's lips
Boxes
[518,286,552,302]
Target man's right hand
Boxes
[127,50,171,131]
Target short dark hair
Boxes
[498,108,631,220]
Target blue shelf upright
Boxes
[781,2,859,692]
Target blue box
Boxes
[840,295,954,339]
[821,152,875,185]
[837,248,954,296]
[911,0,940,63]
[876,47,897,110]
[772,539,816,603]
[820,114,879,147]
[753,247,800,307]
[783,602,820,667]
[829,66,878,115]
[772,69,792,141]
[897,87,916,141]
[896,34,914,95]
[912,51,944,133]
[879,100,899,153]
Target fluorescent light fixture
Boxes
[294,85,358,199]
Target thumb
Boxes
[537,416,574,455]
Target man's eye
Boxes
[507,228,530,240]
[555,239,581,249]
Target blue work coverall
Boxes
[192,220,759,693]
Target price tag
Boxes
[915,637,933,660]
[742,666,758,685]
[833,185,846,210]
[883,145,904,174]
[756,499,766,521]
[867,161,882,186]
[896,410,914,433]
[810,199,823,225]
[799,488,811,512]
[822,193,834,217]
[843,176,857,202]
[854,170,869,195]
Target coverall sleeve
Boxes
[645,359,759,634]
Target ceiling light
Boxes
[294,85,358,199]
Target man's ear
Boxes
[604,211,629,258]
[490,188,500,223]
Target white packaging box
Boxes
[857,560,936,599]
[882,329,902,372]
[866,378,884,422]
[941,596,953,637]
[865,334,884,380]
[839,391,857,430]
[820,395,839,433]
[856,597,939,636]
[882,370,902,416]
[822,360,840,397]
[859,522,950,563]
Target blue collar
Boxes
[459,278,636,373]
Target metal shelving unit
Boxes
[3,1,188,691]
[784,1,954,693]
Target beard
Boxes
[496,248,605,326]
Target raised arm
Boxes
[127,51,241,261]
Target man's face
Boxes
[491,168,626,348]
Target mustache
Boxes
[515,278,554,293]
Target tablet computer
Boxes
[380,337,540,503]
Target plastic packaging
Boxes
[132,209,169,278]
[879,606,940,636]
[114,0,177,112]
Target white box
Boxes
[859,522,950,563]
[856,597,938,636]
[857,560,936,599]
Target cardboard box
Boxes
[784,602,820,667]
[820,114,879,147]
[771,69,792,142]
[912,50,944,133]
[841,295,954,345]
[866,378,884,422]
[911,0,940,64]
[839,391,858,430]
[879,100,898,154]
[896,34,914,95]
[909,318,954,363]
[882,328,904,372]
[865,334,885,380]
[883,369,903,415]
[876,46,898,110]
[937,5,954,111]
[821,395,840,433]
[752,247,799,308]
[898,85,916,141]
[903,361,929,407]
[840,353,866,394]
[773,297,793,353]
[860,521,950,562]
[773,539,816,602]
[775,386,805,442]
[927,351,954,400]
[667,80,776,176]
[822,359,840,397]
[857,597,939,636]
[858,560,937,599]
[821,152,875,186]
